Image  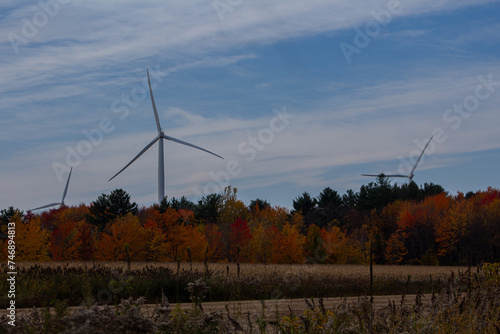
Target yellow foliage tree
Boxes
[15,216,51,261]
[248,223,276,263]
[384,232,408,264]
[143,220,168,261]
[435,196,471,257]
[289,211,305,231]
[249,205,289,230]
[218,186,249,227]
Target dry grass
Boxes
[1,265,499,333]
[14,261,473,281]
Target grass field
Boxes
[11,261,473,279]
[1,262,472,307]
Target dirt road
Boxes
[159,293,429,323]
[2,293,430,326]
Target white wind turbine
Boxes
[32,167,73,211]
[362,135,434,183]
[109,68,224,203]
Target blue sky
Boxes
[1,0,500,211]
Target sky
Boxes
[1,0,500,211]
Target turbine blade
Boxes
[361,174,381,177]
[163,134,224,159]
[61,167,73,203]
[383,174,409,178]
[32,202,61,211]
[109,136,160,181]
[147,68,162,134]
[410,135,434,175]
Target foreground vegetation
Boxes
[1,263,499,333]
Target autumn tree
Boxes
[248,223,276,263]
[143,218,168,261]
[318,226,346,263]
[248,205,289,230]
[272,223,305,263]
[218,186,249,227]
[466,188,500,264]
[95,213,146,261]
[39,207,67,231]
[203,223,224,262]
[435,194,472,264]
[50,219,80,260]
[384,232,408,264]
[397,193,449,264]
[305,224,322,263]
[15,216,51,261]
[178,225,208,262]
[482,196,500,263]
[142,207,181,260]
[55,205,90,226]
[228,217,252,262]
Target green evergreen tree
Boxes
[86,189,137,232]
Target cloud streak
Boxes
[1,0,499,210]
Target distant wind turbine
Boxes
[362,135,434,183]
[109,68,224,203]
[32,167,73,211]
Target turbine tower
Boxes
[32,167,73,211]
[362,135,434,183]
[109,68,224,203]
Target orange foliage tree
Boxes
[177,225,208,262]
[435,194,472,262]
[272,223,305,263]
[95,214,146,261]
[397,194,450,265]
[50,219,80,261]
[202,223,224,262]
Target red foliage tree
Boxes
[228,217,252,262]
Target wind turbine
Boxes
[362,135,434,183]
[32,167,73,211]
[109,68,224,203]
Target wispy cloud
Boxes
[1,0,499,209]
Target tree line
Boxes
[1,178,499,265]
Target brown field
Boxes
[14,261,474,281]
[2,262,497,333]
